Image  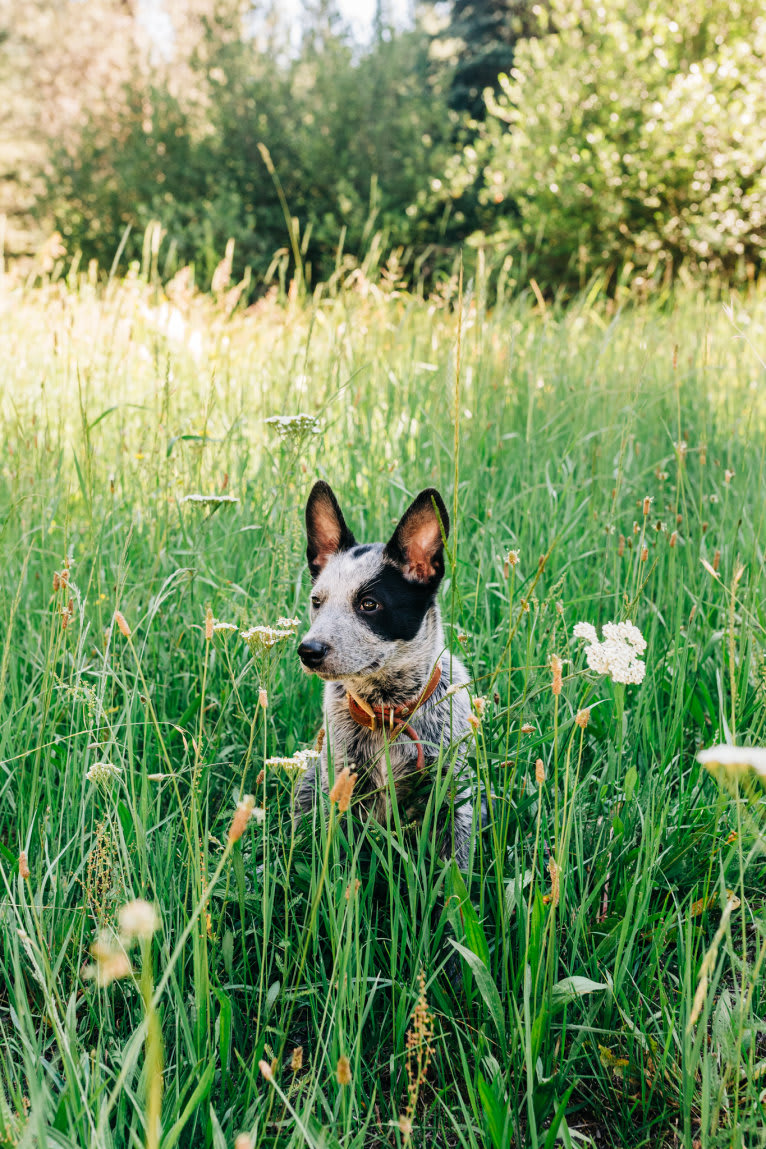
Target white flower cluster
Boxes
[265,748,320,776]
[573,620,647,685]
[264,413,322,440]
[181,494,239,505]
[86,761,122,785]
[213,621,238,633]
[275,616,300,631]
[698,744,766,780]
[240,625,294,651]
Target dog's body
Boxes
[294,482,475,865]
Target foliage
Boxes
[478,0,766,288]
[44,11,454,289]
[1,256,766,1144]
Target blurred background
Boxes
[2,0,764,296]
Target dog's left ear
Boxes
[384,488,449,587]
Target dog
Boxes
[294,481,475,866]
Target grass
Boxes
[1,255,766,1149]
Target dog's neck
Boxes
[330,606,445,709]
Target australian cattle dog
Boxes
[294,481,474,865]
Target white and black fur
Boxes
[294,481,474,865]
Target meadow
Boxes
[1,254,765,1148]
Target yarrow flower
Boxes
[86,761,122,785]
[240,625,295,652]
[697,744,766,782]
[213,621,238,633]
[181,494,239,505]
[275,616,300,631]
[573,620,647,685]
[265,413,322,440]
[265,748,320,776]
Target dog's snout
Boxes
[298,638,330,668]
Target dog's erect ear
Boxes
[384,488,449,587]
[305,481,356,579]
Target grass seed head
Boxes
[18,851,30,879]
[205,607,214,641]
[114,610,131,638]
[228,795,256,842]
[329,767,357,812]
[575,708,590,729]
[258,1059,274,1082]
[291,1046,303,1072]
[550,654,563,696]
[85,935,133,987]
[336,1055,352,1086]
[535,757,545,785]
[119,899,160,943]
[258,687,268,709]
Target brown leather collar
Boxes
[346,664,442,773]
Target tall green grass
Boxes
[1,257,765,1148]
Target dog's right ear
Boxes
[305,481,356,579]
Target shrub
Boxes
[479,0,766,288]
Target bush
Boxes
[478,0,766,288]
[43,17,455,290]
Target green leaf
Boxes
[551,976,608,1008]
[449,940,506,1052]
[161,1059,215,1149]
[446,861,490,966]
[624,765,638,801]
[477,1074,511,1149]
[543,1084,575,1149]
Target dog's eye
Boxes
[311,595,322,609]
[359,597,380,613]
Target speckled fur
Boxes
[294,529,475,866]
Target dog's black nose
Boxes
[298,639,330,668]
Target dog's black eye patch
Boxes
[355,566,436,641]
[350,545,375,558]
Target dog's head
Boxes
[297,481,449,684]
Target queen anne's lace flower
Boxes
[266,748,320,776]
[265,414,322,440]
[181,494,239,504]
[240,625,294,651]
[573,620,647,685]
[698,744,766,779]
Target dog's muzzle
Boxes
[298,639,330,668]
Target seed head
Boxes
[548,856,561,907]
[521,722,534,734]
[291,1047,303,1072]
[575,708,590,729]
[398,1115,413,1137]
[329,767,357,813]
[669,531,678,547]
[258,688,268,709]
[228,795,256,843]
[119,899,160,943]
[18,851,30,879]
[85,935,133,987]
[472,695,488,718]
[234,1137,252,1149]
[550,654,563,696]
[535,758,545,785]
[205,607,214,641]
[258,1059,274,1082]
[713,549,721,572]
[467,713,480,732]
[114,610,131,638]
[336,1055,352,1086]
[618,534,625,557]
[642,496,652,517]
[640,546,648,562]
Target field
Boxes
[1,260,766,1149]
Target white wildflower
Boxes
[264,413,322,440]
[572,622,598,645]
[181,494,239,505]
[266,748,320,776]
[213,621,238,633]
[86,761,121,785]
[573,620,647,685]
[275,616,300,632]
[698,744,766,780]
[240,625,294,652]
